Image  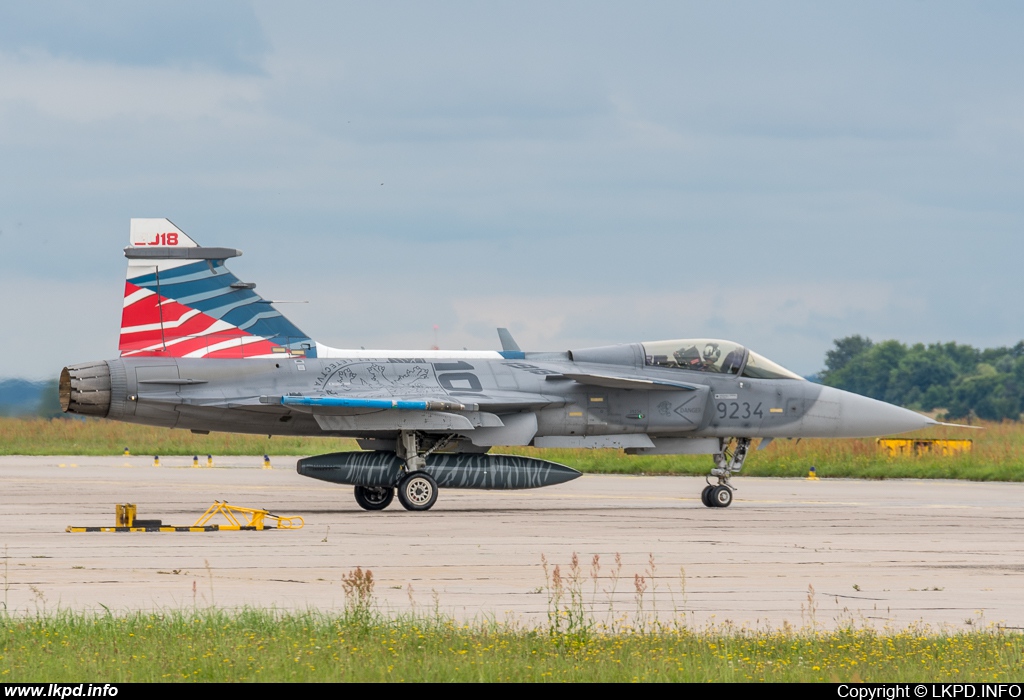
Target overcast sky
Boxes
[1,1,1022,379]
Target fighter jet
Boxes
[60,219,944,511]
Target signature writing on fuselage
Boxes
[312,360,486,395]
[504,362,560,376]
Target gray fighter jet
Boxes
[60,219,943,511]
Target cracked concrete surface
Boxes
[1,456,1021,631]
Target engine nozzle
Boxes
[59,362,112,417]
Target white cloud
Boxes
[0,52,266,126]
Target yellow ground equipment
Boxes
[193,501,303,530]
[115,503,135,526]
[68,502,304,533]
[876,438,973,457]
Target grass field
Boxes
[2,607,1021,682]
[1,417,1020,481]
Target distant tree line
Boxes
[820,335,1024,421]
[0,378,61,418]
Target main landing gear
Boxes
[396,472,438,511]
[352,475,437,512]
[354,485,394,510]
[353,431,449,512]
[701,437,750,508]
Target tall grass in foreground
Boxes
[2,609,1021,682]
[3,559,1023,682]
[2,417,1021,481]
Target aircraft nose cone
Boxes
[822,386,933,438]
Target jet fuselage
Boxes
[64,348,931,448]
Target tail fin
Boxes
[119,218,316,359]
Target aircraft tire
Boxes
[397,472,439,511]
[711,485,733,508]
[701,485,715,508]
[354,485,394,511]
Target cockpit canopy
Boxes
[642,338,804,380]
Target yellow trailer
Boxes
[876,438,972,457]
[68,501,304,532]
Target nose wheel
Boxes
[701,483,733,508]
[700,484,714,507]
[701,437,750,508]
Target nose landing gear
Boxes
[701,437,750,508]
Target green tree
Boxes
[946,365,1022,421]
[823,335,874,376]
[819,336,1024,420]
[886,345,958,409]
[823,339,905,401]
[935,341,980,374]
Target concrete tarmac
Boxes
[1,455,1022,631]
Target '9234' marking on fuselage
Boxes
[716,402,763,420]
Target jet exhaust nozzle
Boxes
[59,362,112,417]
[297,451,581,490]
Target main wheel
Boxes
[397,472,438,511]
[701,484,715,508]
[354,485,394,511]
[711,485,733,508]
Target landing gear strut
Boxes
[398,431,427,472]
[390,431,453,511]
[702,437,750,508]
